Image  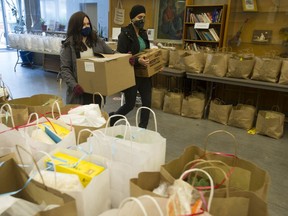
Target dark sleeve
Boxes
[60,45,78,89]
[99,38,115,54]
[117,32,129,54]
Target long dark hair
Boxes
[66,11,98,52]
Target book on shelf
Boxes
[191,13,198,23]
[195,14,205,23]
[202,30,215,41]
[202,13,212,23]
[211,8,223,23]
[209,28,220,41]
[185,42,200,51]
[186,9,191,22]
[194,29,206,41]
[186,26,198,40]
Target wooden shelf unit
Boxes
[183,4,227,50]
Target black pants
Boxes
[111,77,152,128]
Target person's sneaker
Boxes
[109,112,115,117]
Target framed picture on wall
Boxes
[242,0,258,12]
[154,0,185,44]
[252,30,272,44]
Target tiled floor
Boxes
[1,49,288,215]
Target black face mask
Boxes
[81,27,91,36]
[133,19,145,29]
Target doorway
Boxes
[80,3,98,30]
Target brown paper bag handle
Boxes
[0,103,15,127]
[204,130,239,157]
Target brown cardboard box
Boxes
[105,41,117,51]
[76,53,135,96]
[134,49,163,77]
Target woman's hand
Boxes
[138,56,150,67]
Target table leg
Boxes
[14,49,20,72]
[204,81,214,119]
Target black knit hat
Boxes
[129,5,146,19]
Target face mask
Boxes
[133,19,145,29]
[81,27,91,36]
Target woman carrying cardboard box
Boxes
[110,5,152,128]
[59,11,114,105]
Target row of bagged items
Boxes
[8,33,63,54]
[0,93,167,215]
[158,46,288,85]
[208,98,286,139]
[151,87,285,139]
[152,87,206,119]
[108,130,269,216]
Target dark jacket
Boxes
[117,24,150,66]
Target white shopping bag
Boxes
[52,94,108,144]
[0,123,33,166]
[33,147,111,216]
[114,0,125,25]
[83,107,166,207]
[19,113,76,161]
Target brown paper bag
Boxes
[151,87,167,110]
[0,158,77,216]
[160,131,270,201]
[162,91,184,115]
[183,51,206,73]
[181,92,205,119]
[226,55,255,79]
[251,57,282,83]
[130,172,167,198]
[208,99,232,125]
[160,48,170,66]
[255,110,285,139]
[168,50,189,70]
[0,103,29,127]
[207,189,268,216]
[203,53,229,77]
[7,94,63,116]
[279,59,288,84]
[228,104,256,130]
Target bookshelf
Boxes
[183,4,227,51]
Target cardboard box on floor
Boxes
[76,53,135,96]
[134,49,163,77]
